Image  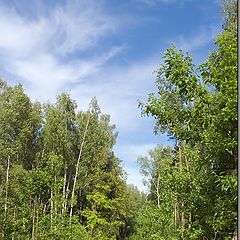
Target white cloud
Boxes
[173,26,219,53]
[69,58,159,131]
[0,1,116,56]
[9,46,125,102]
[0,8,47,58]
[0,0,122,100]
[115,143,157,163]
[52,1,117,55]
[135,0,190,7]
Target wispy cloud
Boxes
[116,143,157,163]
[69,57,160,131]
[0,0,122,99]
[51,1,117,55]
[134,0,190,7]
[175,26,219,53]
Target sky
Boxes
[0,0,222,191]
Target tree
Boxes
[0,81,42,239]
[138,0,237,238]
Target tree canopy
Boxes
[134,0,237,239]
[0,0,237,239]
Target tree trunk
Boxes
[69,112,90,221]
[183,145,189,172]
[4,155,10,220]
[43,203,47,215]
[174,203,177,234]
[188,212,192,229]
[232,229,237,240]
[156,174,161,208]
[36,197,40,239]
[11,206,16,240]
[62,168,67,215]
[50,156,54,229]
[178,145,182,173]
[54,175,57,216]
[181,202,185,239]
[50,188,53,229]
[64,179,70,212]
[31,197,36,240]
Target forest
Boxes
[0,0,237,239]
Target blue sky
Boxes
[0,0,222,191]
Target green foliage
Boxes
[0,83,129,239]
[136,1,237,239]
[130,204,177,240]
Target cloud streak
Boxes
[0,0,122,99]
[175,26,219,53]
[134,0,191,7]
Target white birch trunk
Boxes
[4,155,10,219]
[156,174,161,208]
[69,112,90,221]
[62,169,67,215]
[50,189,53,229]
[64,179,70,212]
[31,197,36,240]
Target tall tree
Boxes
[137,0,237,239]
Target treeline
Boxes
[131,0,237,239]
[0,82,145,239]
